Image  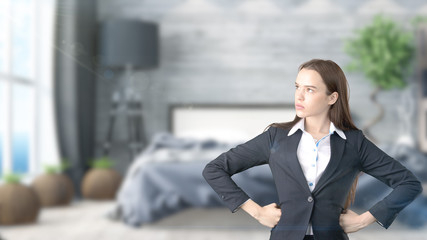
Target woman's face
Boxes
[294,68,337,119]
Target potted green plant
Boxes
[81,157,122,200]
[0,173,40,225]
[31,161,75,207]
[344,15,414,143]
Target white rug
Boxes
[0,200,425,240]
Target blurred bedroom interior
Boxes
[1,0,427,240]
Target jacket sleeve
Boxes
[357,130,423,229]
[202,126,277,212]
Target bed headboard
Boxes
[169,104,295,143]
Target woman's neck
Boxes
[304,115,331,135]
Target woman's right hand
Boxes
[241,200,282,228]
[255,203,282,228]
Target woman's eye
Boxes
[307,88,313,93]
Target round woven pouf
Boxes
[31,174,74,207]
[81,168,121,200]
[0,183,40,225]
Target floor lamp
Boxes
[99,19,159,159]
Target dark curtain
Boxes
[54,0,97,197]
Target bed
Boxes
[111,104,295,226]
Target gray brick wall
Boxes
[95,0,427,172]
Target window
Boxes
[0,0,58,180]
[0,81,5,175]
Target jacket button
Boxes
[307,196,313,203]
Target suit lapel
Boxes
[312,132,346,194]
[285,129,311,194]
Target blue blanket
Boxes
[112,133,278,226]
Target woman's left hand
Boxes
[339,209,376,233]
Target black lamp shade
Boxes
[99,19,159,69]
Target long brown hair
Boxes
[269,59,359,209]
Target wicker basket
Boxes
[31,174,74,207]
[81,169,121,200]
[0,183,40,225]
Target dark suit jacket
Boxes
[202,126,422,240]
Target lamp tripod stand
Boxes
[102,65,146,159]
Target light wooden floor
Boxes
[0,200,426,240]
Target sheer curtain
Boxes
[0,0,59,180]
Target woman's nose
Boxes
[296,89,304,100]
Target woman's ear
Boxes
[328,92,338,105]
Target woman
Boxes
[202,59,422,240]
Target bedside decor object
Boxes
[0,174,40,225]
[345,15,414,143]
[31,163,75,207]
[99,19,159,159]
[81,157,122,200]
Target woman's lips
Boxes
[295,104,304,110]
